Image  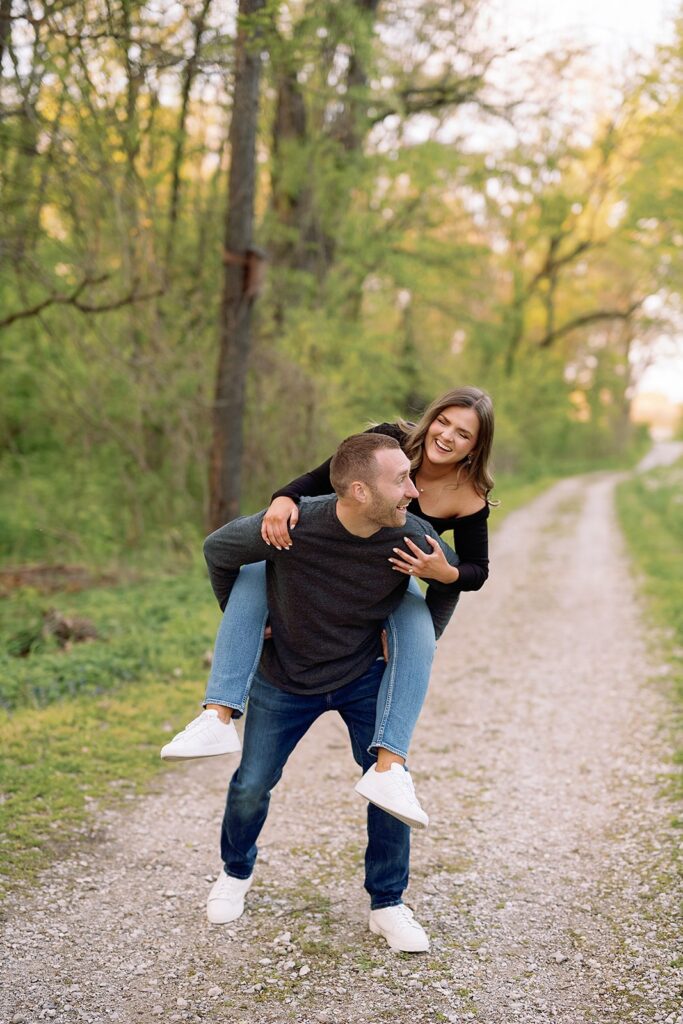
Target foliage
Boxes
[1,2,681,563]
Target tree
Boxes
[208,0,271,530]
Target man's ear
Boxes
[350,480,367,503]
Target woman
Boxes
[161,386,494,827]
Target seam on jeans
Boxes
[207,606,268,714]
[372,614,398,750]
[237,606,269,708]
[371,898,403,910]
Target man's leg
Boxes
[208,672,322,923]
[334,662,410,904]
[334,660,429,951]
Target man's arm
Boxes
[203,512,271,611]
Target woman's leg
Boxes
[203,562,269,717]
[372,577,440,761]
[353,579,445,828]
[160,562,268,761]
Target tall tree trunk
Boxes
[0,0,12,77]
[208,0,267,530]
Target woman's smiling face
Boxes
[424,405,479,466]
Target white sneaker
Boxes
[160,709,241,761]
[354,763,429,829]
[369,904,430,952]
[207,871,253,924]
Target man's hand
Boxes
[389,535,459,584]
[261,497,298,549]
[381,628,389,661]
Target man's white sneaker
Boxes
[206,872,253,924]
[369,904,430,952]
[354,763,429,829]
[160,709,241,761]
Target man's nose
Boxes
[406,478,419,499]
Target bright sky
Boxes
[489,0,679,59]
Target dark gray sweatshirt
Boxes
[203,495,461,696]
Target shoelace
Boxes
[391,904,421,930]
[393,771,421,807]
[212,874,234,896]
[176,711,213,736]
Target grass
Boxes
[0,565,221,894]
[616,459,683,807]
[0,473,560,897]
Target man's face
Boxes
[363,448,420,529]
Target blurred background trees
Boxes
[1,0,681,565]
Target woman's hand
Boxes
[389,535,459,584]
[261,497,299,549]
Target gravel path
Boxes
[2,473,682,1024]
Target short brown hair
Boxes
[330,432,401,496]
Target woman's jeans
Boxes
[220,659,410,909]
[203,561,443,760]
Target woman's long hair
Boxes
[398,386,495,501]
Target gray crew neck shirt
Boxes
[203,495,460,696]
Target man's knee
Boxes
[230,765,281,809]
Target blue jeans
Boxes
[220,660,410,909]
[203,562,442,760]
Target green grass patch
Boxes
[0,566,222,895]
[0,674,206,895]
[0,566,215,710]
[616,460,683,801]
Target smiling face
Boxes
[424,405,479,467]
[364,448,420,529]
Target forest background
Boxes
[2,0,683,567]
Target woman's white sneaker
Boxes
[207,872,253,923]
[369,904,430,952]
[354,763,429,829]
[160,710,241,761]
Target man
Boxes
[202,433,460,953]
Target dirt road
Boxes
[2,473,681,1024]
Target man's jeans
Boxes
[220,659,411,910]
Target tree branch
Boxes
[0,275,165,330]
[537,299,646,348]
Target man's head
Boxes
[330,433,419,531]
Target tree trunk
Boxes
[208,0,267,530]
[0,0,12,77]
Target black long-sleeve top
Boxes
[272,422,489,591]
[204,497,460,694]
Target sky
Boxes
[489,0,683,402]
[489,0,679,59]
